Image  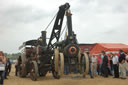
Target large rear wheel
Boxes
[78,51,81,73]
[19,53,27,77]
[30,61,39,81]
[52,48,64,79]
[78,52,89,77]
[59,53,64,76]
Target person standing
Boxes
[119,49,127,79]
[110,53,113,72]
[97,54,101,75]
[15,56,22,76]
[0,51,6,85]
[86,52,93,78]
[107,54,112,75]
[102,51,108,77]
[108,53,113,75]
[100,53,104,76]
[15,59,18,76]
[91,54,97,77]
[112,53,119,78]
[4,58,8,79]
[7,58,12,76]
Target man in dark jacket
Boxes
[7,58,12,76]
[119,50,126,63]
[102,51,108,77]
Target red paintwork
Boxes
[79,44,95,53]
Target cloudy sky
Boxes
[0,0,128,53]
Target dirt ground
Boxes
[5,65,128,85]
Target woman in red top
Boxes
[96,54,101,75]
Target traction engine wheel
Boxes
[78,51,81,73]
[78,52,89,77]
[19,53,27,77]
[52,48,64,79]
[30,61,39,81]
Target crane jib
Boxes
[47,3,70,50]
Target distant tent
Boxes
[90,43,128,54]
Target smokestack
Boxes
[41,31,47,46]
[66,10,73,37]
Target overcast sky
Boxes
[0,0,128,53]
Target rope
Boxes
[60,24,67,37]
[44,13,57,31]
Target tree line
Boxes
[4,53,20,60]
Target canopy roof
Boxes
[19,40,38,50]
[90,43,128,54]
[24,40,38,46]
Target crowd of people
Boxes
[0,51,12,85]
[0,49,128,85]
[87,49,128,79]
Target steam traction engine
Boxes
[18,3,89,81]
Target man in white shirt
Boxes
[91,54,97,77]
[112,53,119,78]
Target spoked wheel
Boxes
[52,48,64,79]
[19,53,27,77]
[78,52,89,77]
[78,51,82,73]
[59,53,64,76]
[30,61,39,81]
